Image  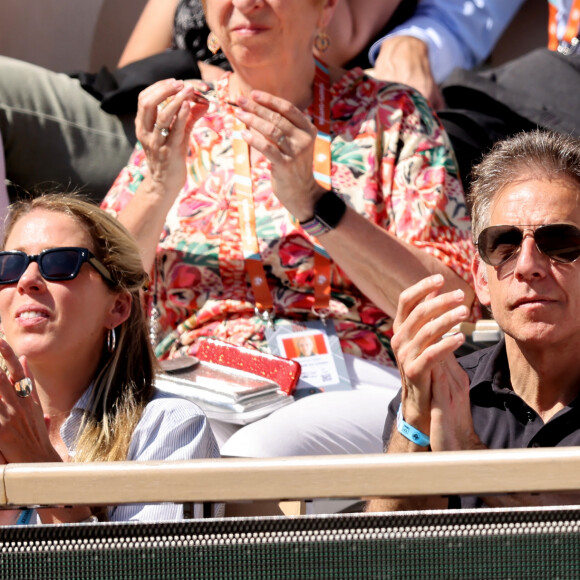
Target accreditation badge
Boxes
[266,319,352,397]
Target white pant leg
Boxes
[220,356,401,457]
[208,419,242,450]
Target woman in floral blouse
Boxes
[102,0,475,456]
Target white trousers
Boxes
[211,355,401,457]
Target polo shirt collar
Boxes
[467,338,580,418]
[467,338,512,395]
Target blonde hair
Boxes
[3,194,157,463]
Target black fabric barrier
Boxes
[2,507,580,579]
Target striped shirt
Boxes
[26,386,220,524]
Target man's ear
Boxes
[472,255,491,307]
[107,291,132,330]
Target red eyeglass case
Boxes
[195,338,301,395]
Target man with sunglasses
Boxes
[368,130,580,512]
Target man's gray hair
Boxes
[469,130,580,244]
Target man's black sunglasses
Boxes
[477,224,580,267]
[0,247,115,286]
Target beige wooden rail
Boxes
[2,447,580,508]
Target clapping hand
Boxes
[392,275,482,451]
[135,79,210,198]
[0,339,59,464]
[233,90,325,222]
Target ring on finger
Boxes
[154,123,170,138]
[277,135,287,148]
[14,377,33,399]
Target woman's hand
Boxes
[135,79,209,199]
[0,340,60,464]
[233,90,325,222]
[391,274,475,447]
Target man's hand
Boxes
[392,275,481,451]
[368,275,479,513]
[373,36,444,110]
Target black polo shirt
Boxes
[383,339,580,508]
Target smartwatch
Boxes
[299,190,347,237]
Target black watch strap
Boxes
[299,190,347,236]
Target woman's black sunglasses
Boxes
[0,247,115,286]
[477,224,580,267]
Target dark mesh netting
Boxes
[1,507,580,579]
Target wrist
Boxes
[397,403,430,448]
[375,35,429,79]
[299,189,347,237]
[136,176,179,209]
[289,185,325,222]
[378,35,429,60]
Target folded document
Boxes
[156,357,293,425]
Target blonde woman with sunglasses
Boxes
[0,195,219,526]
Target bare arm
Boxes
[117,0,179,68]
[233,90,475,319]
[318,210,473,318]
[366,423,448,512]
[364,277,580,512]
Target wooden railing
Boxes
[2,446,580,508]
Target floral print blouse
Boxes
[102,68,474,368]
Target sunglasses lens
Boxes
[0,253,28,283]
[535,225,580,263]
[479,226,523,266]
[40,249,82,280]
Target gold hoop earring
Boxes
[207,32,221,55]
[314,30,330,54]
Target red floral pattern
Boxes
[102,69,475,367]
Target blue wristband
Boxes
[397,403,430,447]
[17,508,33,525]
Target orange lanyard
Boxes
[234,59,333,324]
[548,0,580,51]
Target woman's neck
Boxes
[229,58,317,110]
[29,357,97,421]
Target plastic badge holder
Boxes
[156,356,294,425]
[195,338,301,395]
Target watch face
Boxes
[314,190,347,229]
[299,191,346,236]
